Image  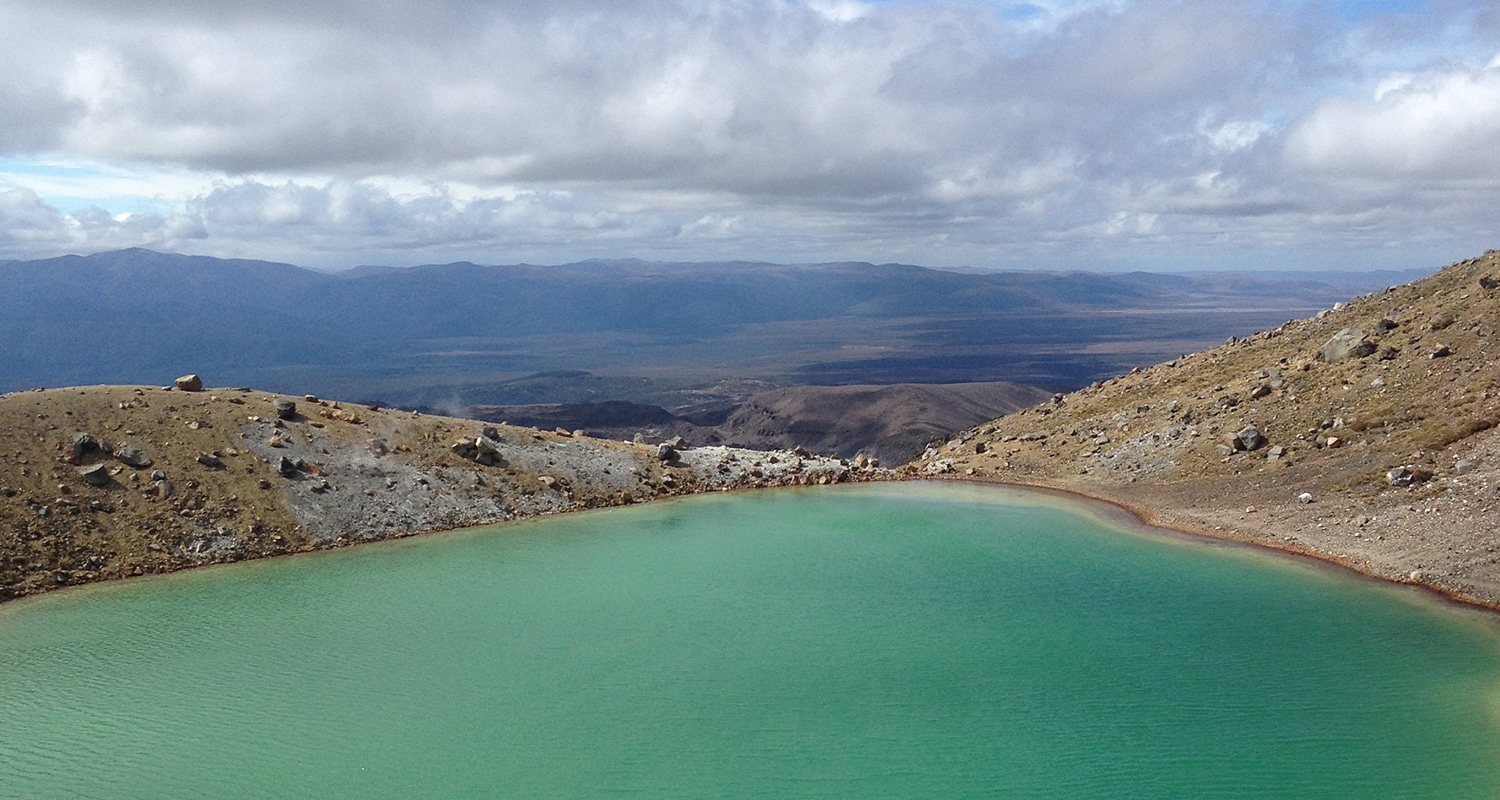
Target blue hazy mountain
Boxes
[0,248,1423,406]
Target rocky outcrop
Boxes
[0,384,888,603]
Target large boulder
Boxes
[273,399,297,420]
[1236,426,1266,451]
[1318,327,1376,362]
[175,374,204,392]
[1221,426,1267,452]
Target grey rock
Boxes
[1236,426,1266,451]
[151,469,166,481]
[1387,466,1415,487]
[657,443,678,462]
[633,433,647,445]
[70,432,102,465]
[79,463,112,487]
[278,455,304,477]
[1374,317,1398,333]
[112,444,153,468]
[196,452,224,470]
[273,399,297,420]
[1429,310,1456,331]
[1319,327,1376,362]
[369,439,389,456]
[664,435,688,450]
[481,426,501,441]
[175,374,204,392]
[1,486,16,498]
[1453,458,1476,475]
[154,479,175,499]
[1430,344,1452,359]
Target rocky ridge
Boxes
[0,383,883,602]
[914,250,1500,608]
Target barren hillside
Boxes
[915,250,1500,607]
[0,384,880,602]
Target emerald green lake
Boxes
[3,482,1499,798]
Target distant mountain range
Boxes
[1,248,1429,410]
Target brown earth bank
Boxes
[914,250,1500,610]
[0,383,888,603]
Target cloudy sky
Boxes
[1,0,1497,271]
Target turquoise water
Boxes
[2,482,1499,799]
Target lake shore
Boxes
[929,470,1500,616]
[5,381,1499,619]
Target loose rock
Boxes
[69,432,102,465]
[175,374,204,392]
[112,444,153,468]
[79,463,111,486]
[1236,426,1266,451]
[1318,327,1376,362]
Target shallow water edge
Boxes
[5,471,1497,625]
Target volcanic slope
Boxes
[915,250,1500,607]
[0,386,873,602]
